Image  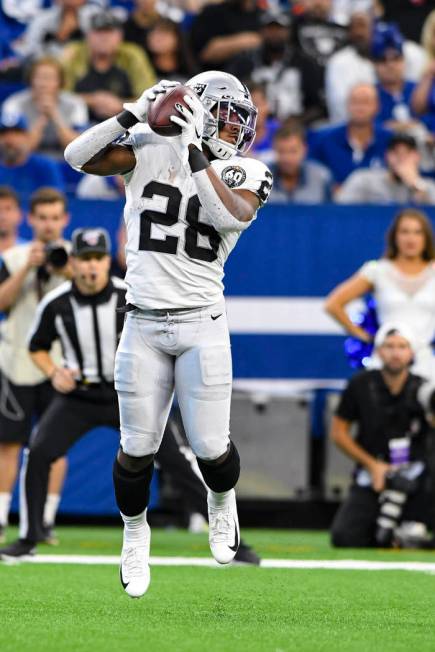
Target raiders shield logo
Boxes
[221,166,246,188]
[193,83,207,98]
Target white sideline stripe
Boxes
[12,555,435,573]
[225,297,364,335]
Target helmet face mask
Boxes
[186,71,257,160]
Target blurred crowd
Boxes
[1,0,435,204]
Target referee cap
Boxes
[72,228,111,256]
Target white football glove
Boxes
[123,80,179,123]
[170,94,205,151]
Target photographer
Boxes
[0,188,71,543]
[330,323,432,548]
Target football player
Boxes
[64,71,273,598]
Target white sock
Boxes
[43,494,61,527]
[121,509,148,545]
[0,492,12,526]
[208,489,233,508]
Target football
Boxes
[147,85,198,137]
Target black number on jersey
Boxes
[139,181,180,253]
[258,171,273,204]
[185,195,221,262]
[139,181,221,262]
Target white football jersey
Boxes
[122,124,273,310]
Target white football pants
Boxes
[114,299,232,461]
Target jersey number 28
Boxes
[139,181,221,262]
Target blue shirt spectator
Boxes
[372,23,424,132]
[310,83,391,185]
[309,125,391,185]
[376,79,416,126]
[269,123,332,204]
[0,155,64,195]
[0,116,64,194]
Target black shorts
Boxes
[0,371,54,445]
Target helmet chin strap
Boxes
[203,136,235,160]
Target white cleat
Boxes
[119,522,151,598]
[208,489,240,564]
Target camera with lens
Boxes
[45,243,69,269]
[375,461,424,546]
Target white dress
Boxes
[360,259,435,380]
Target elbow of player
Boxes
[64,139,84,171]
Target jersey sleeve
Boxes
[28,297,58,352]
[214,157,273,206]
[359,260,378,284]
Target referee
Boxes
[0,227,125,556]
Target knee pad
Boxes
[196,441,240,493]
[120,431,159,458]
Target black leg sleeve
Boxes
[196,441,240,493]
[113,458,154,517]
[22,396,94,543]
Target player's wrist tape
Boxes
[64,116,128,171]
[188,146,210,173]
[191,170,251,234]
[116,110,139,129]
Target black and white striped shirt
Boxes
[28,277,126,384]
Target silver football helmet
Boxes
[186,71,257,160]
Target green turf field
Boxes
[1,527,435,652]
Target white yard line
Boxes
[4,554,435,573]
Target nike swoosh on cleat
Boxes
[119,567,128,589]
[229,519,239,552]
[211,313,222,321]
[195,127,201,139]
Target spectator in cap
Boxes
[336,133,435,204]
[190,0,263,73]
[244,10,325,124]
[372,24,422,133]
[17,0,101,59]
[268,122,332,203]
[0,115,64,195]
[61,10,155,122]
[310,82,391,186]
[2,57,88,159]
[326,14,426,124]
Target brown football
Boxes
[147,85,197,137]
